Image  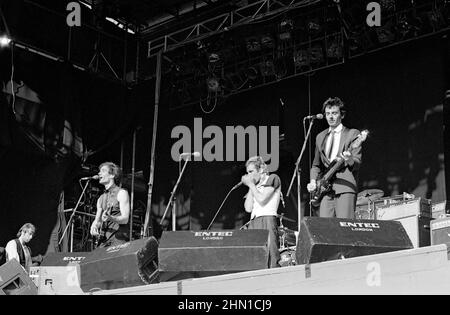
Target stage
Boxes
[89,244,450,295]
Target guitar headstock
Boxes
[351,129,369,149]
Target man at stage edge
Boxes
[242,156,281,268]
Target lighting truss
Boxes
[146,0,321,57]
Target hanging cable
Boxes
[10,44,16,115]
[200,89,218,114]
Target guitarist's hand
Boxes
[90,220,101,236]
[307,180,317,192]
[101,212,112,222]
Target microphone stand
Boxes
[206,184,240,231]
[58,179,91,251]
[160,157,191,231]
[286,117,317,233]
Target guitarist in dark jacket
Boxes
[307,97,362,219]
[90,162,130,247]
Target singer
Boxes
[307,97,362,219]
[242,156,281,268]
[89,162,130,247]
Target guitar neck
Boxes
[322,139,360,181]
[322,158,345,182]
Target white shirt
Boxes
[325,123,343,162]
[251,174,281,219]
[5,239,32,273]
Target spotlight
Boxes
[260,35,274,49]
[0,35,11,47]
[246,37,261,52]
[294,49,309,68]
[208,53,221,64]
[206,77,220,92]
[309,45,324,64]
[259,60,275,77]
[278,19,293,40]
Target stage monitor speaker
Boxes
[80,237,159,292]
[296,217,413,265]
[29,252,90,295]
[0,260,38,295]
[41,252,90,266]
[158,230,269,282]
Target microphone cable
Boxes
[206,183,241,231]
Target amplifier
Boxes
[432,201,447,219]
[375,197,431,220]
[431,216,450,247]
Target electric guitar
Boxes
[310,129,369,208]
[94,206,112,248]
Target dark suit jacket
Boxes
[310,126,362,195]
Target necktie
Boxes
[326,131,335,160]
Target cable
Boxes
[206,183,241,230]
[10,44,16,115]
[200,90,218,114]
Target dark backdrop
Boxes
[0,33,447,253]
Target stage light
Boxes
[208,53,221,64]
[294,49,309,68]
[259,60,275,77]
[278,19,293,40]
[206,77,220,92]
[0,35,11,47]
[246,67,258,80]
[326,36,343,59]
[245,37,261,52]
[309,44,324,64]
[260,35,274,49]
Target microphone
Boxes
[80,175,99,180]
[232,182,243,190]
[304,113,323,120]
[179,152,201,158]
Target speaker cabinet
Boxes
[158,230,269,281]
[296,217,413,265]
[0,260,37,295]
[80,237,159,292]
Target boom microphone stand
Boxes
[58,179,92,251]
[160,154,194,230]
[207,183,241,230]
[286,116,319,233]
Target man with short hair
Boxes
[242,156,281,268]
[5,223,36,272]
[307,97,362,219]
[90,162,130,247]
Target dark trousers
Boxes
[319,192,356,219]
[246,216,280,268]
